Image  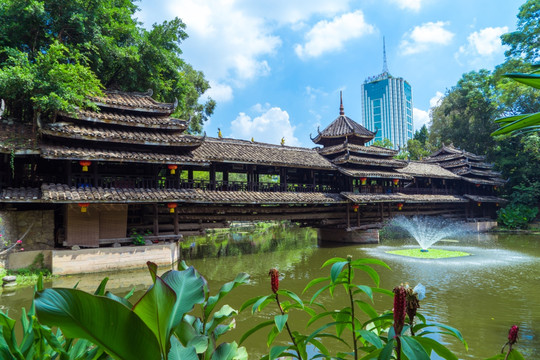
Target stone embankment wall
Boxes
[0,210,55,250]
[5,242,180,275]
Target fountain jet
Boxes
[390,216,469,250]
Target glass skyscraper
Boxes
[361,40,413,150]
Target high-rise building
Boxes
[361,38,413,150]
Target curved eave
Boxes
[40,129,202,148]
[62,111,187,130]
[312,132,374,145]
[337,167,413,180]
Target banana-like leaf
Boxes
[492,112,540,136]
[132,273,177,357]
[93,278,109,296]
[161,266,206,330]
[504,73,540,89]
[35,288,161,360]
[204,273,249,318]
[168,336,198,360]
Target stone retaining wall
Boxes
[0,210,55,251]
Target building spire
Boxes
[382,36,388,74]
[340,91,344,115]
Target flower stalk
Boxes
[269,268,303,360]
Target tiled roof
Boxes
[191,138,334,170]
[337,167,413,180]
[464,194,508,203]
[0,187,41,201]
[40,145,209,165]
[396,162,461,179]
[90,90,176,114]
[341,192,468,203]
[62,109,187,130]
[454,168,501,177]
[333,154,407,168]
[318,143,397,157]
[461,177,506,186]
[40,184,344,204]
[0,120,39,154]
[312,115,375,144]
[427,144,485,161]
[41,123,202,147]
[436,158,493,169]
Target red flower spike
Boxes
[508,325,519,345]
[393,285,407,336]
[269,268,279,294]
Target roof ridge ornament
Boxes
[340,91,345,116]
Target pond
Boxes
[1,223,539,359]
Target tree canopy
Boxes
[0,0,214,133]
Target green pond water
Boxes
[1,223,539,359]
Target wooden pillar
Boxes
[346,202,350,229]
[223,170,229,190]
[66,160,72,186]
[188,169,193,188]
[209,165,216,190]
[388,203,392,218]
[93,161,98,188]
[356,205,360,227]
[379,203,384,221]
[153,204,159,236]
[173,209,179,235]
[280,168,287,191]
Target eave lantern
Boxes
[393,179,399,186]
[78,203,89,213]
[79,160,91,172]
[397,203,403,211]
[360,177,367,185]
[477,202,482,207]
[475,184,481,188]
[168,164,178,175]
[352,204,359,212]
[167,202,177,213]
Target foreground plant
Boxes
[241,256,468,359]
[20,261,248,360]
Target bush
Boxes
[497,204,539,229]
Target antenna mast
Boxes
[382,36,389,74]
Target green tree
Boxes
[429,70,499,158]
[501,0,540,62]
[413,125,429,146]
[372,138,394,149]
[405,139,433,160]
[0,0,214,133]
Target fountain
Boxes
[385,216,472,259]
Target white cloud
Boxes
[413,108,429,131]
[230,105,299,146]
[455,27,508,66]
[391,0,423,11]
[295,11,375,59]
[205,81,233,103]
[400,21,454,55]
[165,0,281,85]
[429,91,444,108]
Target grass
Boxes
[386,248,471,259]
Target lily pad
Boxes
[386,249,471,259]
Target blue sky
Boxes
[137,0,524,148]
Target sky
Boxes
[137,0,525,148]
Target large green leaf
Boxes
[492,112,540,135]
[400,336,430,360]
[358,329,383,349]
[132,273,177,357]
[204,273,249,318]
[161,266,206,329]
[274,314,288,333]
[414,336,457,360]
[504,73,540,89]
[330,261,348,283]
[35,288,161,360]
[168,336,198,360]
[211,341,247,360]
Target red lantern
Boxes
[393,179,399,186]
[352,204,359,212]
[78,203,89,213]
[475,184,481,187]
[167,202,177,213]
[360,177,367,185]
[496,203,499,207]
[79,160,91,172]
[397,203,403,211]
[477,202,482,207]
[168,164,178,175]
[493,186,498,190]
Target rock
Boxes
[2,275,16,283]
[145,240,153,246]
[113,242,121,248]
[71,245,81,250]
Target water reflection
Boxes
[0,224,538,359]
